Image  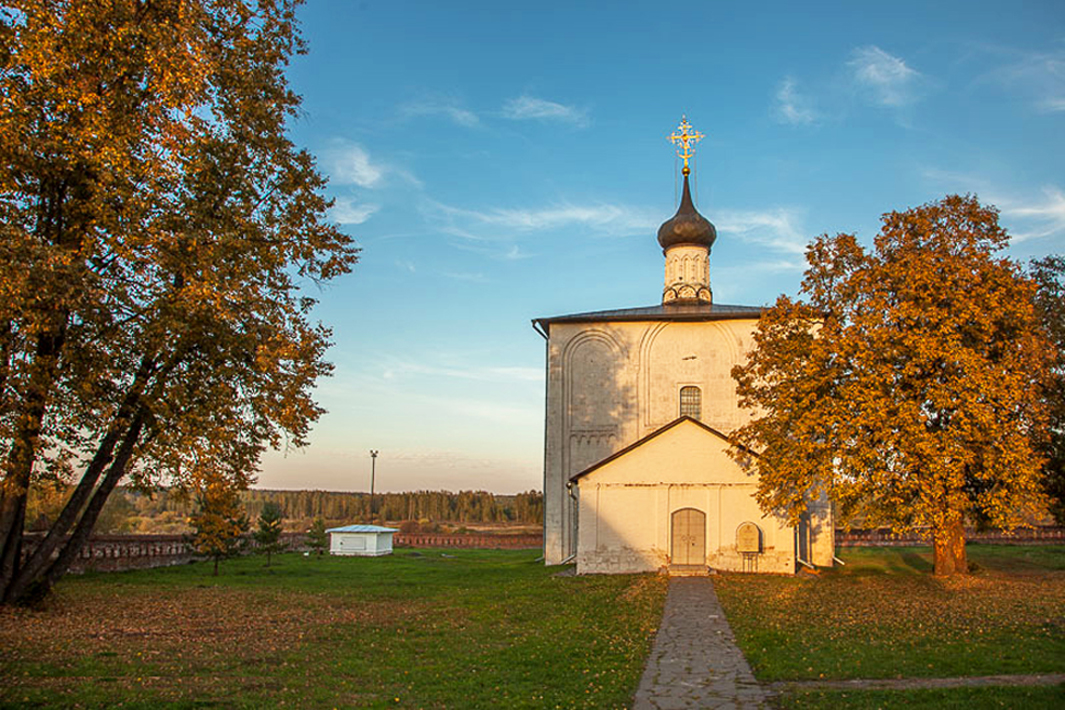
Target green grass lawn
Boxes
[715,544,1065,708]
[0,549,666,709]
[3,545,1062,709]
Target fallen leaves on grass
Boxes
[0,585,437,695]
[715,554,1065,681]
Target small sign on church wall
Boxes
[736,522,762,553]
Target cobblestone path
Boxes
[632,577,769,709]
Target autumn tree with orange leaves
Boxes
[188,475,249,577]
[1030,255,1065,524]
[731,195,1054,576]
[0,0,357,604]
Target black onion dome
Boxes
[657,173,716,250]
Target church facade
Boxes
[533,121,834,574]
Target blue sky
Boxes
[257,0,1065,494]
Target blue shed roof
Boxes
[325,524,398,534]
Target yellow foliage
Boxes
[0,0,357,600]
[731,195,1054,574]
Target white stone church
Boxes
[533,120,834,575]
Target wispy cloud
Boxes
[499,245,532,261]
[848,45,922,107]
[445,238,536,262]
[326,141,421,189]
[716,207,809,255]
[400,97,480,127]
[437,397,538,424]
[502,95,590,127]
[380,358,543,384]
[775,77,819,125]
[426,200,657,236]
[985,49,1065,113]
[1000,187,1065,241]
[328,142,384,187]
[921,168,1065,242]
[330,197,378,225]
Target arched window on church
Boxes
[679,386,701,420]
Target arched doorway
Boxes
[671,508,706,566]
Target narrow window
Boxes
[680,386,701,419]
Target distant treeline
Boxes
[239,488,544,525]
[27,487,543,535]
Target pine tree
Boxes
[253,502,284,567]
[306,517,328,557]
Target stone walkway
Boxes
[632,577,770,709]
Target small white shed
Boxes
[325,524,398,557]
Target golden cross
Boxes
[668,116,704,175]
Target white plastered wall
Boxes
[543,318,766,565]
[329,532,394,557]
[572,419,796,574]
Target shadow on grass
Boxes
[967,544,1065,574]
[837,544,1065,578]
[899,550,933,574]
[836,546,934,577]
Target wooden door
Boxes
[671,508,706,565]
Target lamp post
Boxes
[369,450,379,521]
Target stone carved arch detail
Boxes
[561,329,626,375]
[639,321,743,429]
[637,323,671,431]
[562,329,628,477]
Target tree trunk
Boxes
[0,322,68,598]
[4,407,146,603]
[213,557,219,576]
[11,404,134,596]
[40,408,146,593]
[10,382,146,598]
[933,517,968,576]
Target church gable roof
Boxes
[569,416,748,484]
[533,302,763,333]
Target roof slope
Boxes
[569,416,737,483]
[326,524,398,534]
[534,302,763,332]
